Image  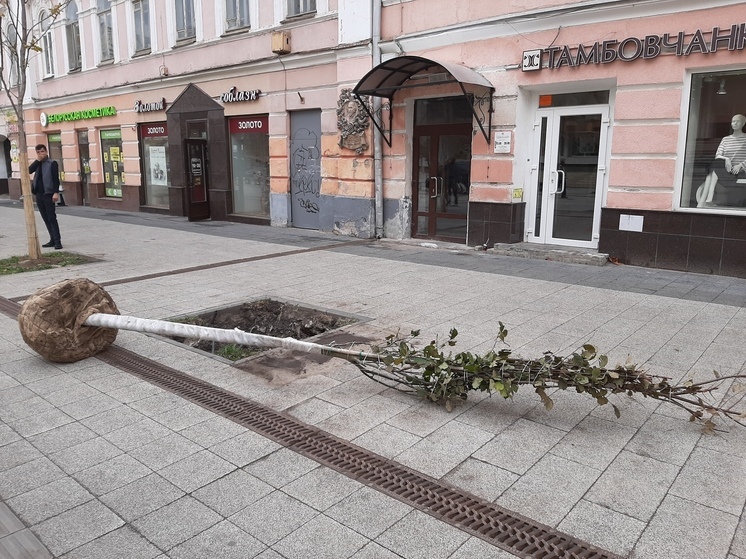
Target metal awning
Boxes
[352,55,494,146]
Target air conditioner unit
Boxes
[271,31,291,54]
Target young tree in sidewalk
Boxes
[0,0,68,260]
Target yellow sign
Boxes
[513,188,523,199]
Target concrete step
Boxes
[490,242,609,266]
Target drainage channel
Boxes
[0,296,620,559]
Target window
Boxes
[176,0,195,41]
[66,2,81,71]
[101,129,124,197]
[133,0,150,52]
[40,11,54,77]
[98,0,114,62]
[229,116,270,217]
[226,0,249,30]
[6,22,19,87]
[680,70,746,210]
[288,0,315,17]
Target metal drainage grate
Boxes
[98,345,621,559]
[0,294,620,558]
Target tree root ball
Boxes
[18,278,120,363]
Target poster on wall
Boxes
[101,129,123,197]
[149,145,168,186]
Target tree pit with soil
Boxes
[169,299,358,362]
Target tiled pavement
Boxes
[0,200,745,559]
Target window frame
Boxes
[287,0,316,17]
[133,0,151,54]
[175,0,196,41]
[39,10,55,78]
[65,2,82,72]
[97,0,114,63]
[225,0,250,31]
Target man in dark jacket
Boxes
[28,144,63,249]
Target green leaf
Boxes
[612,404,621,419]
[598,355,608,368]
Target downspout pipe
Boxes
[372,1,384,239]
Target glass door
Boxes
[528,106,609,248]
[412,125,472,242]
[185,139,210,221]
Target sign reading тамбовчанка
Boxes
[522,23,746,71]
[40,106,117,126]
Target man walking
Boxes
[28,144,63,250]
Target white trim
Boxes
[379,0,746,59]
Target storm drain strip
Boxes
[97,345,621,559]
[0,297,21,319]
[7,239,369,302]
[0,295,617,557]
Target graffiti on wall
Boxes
[290,128,321,214]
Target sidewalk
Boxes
[1,202,744,559]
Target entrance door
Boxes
[289,110,322,229]
[412,124,472,242]
[185,139,210,221]
[528,106,609,248]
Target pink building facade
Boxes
[4,0,746,276]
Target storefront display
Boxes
[229,115,270,217]
[681,70,746,210]
[139,123,169,207]
[101,129,124,197]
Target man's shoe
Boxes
[54,244,63,250]
[42,241,55,248]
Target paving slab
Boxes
[2,204,746,559]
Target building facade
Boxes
[4,0,746,276]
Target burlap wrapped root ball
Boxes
[18,278,120,363]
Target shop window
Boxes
[229,116,270,217]
[98,0,114,62]
[288,0,315,17]
[681,71,746,210]
[40,10,54,77]
[139,123,169,207]
[100,129,124,197]
[66,2,81,72]
[176,0,195,41]
[226,0,249,30]
[133,0,151,53]
[47,134,64,180]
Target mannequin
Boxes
[697,113,746,207]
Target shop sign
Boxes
[229,115,268,134]
[522,23,746,71]
[140,123,168,137]
[220,86,261,103]
[134,98,166,113]
[40,106,117,126]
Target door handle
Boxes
[556,169,565,195]
[550,170,558,195]
[430,176,442,199]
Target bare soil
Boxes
[170,299,357,361]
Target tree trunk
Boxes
[16,114,41,260]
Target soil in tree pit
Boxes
[171,299,356,361]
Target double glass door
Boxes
[528,106,609,248]
[412,124,472,242]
